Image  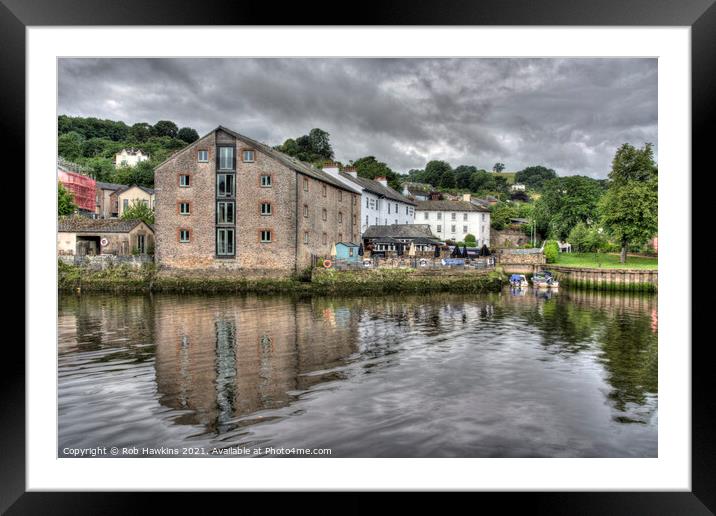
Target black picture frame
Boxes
[4,0,712,512]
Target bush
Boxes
[543,240,559,263]
[465,233,476,245]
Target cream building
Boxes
[114,148,150,168]
[111,185,156,217]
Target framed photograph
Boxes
[5,0,712,512]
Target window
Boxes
[366,198,369,208]
[437,225,442,233]
[218,146,234,170]
[322,233,327,245]
[260,175,272,188]
[303,204,309,218]
[339,190,343,202]
[123,199,129,210]
[451,213,456,220]
[353,214,357,226]
[197,150,208,162]
[242,149,255,162]
[179,202,190,215]
[179,175,190,187]
[322,208,327,221]
[451,225,456,233]
[338,232,343,241]
[424,212,429,220]
[303,178,309,191]
[394,219,398,224]
[482,213,486,221]
[216,228,234,256]
[388,204,391,214]
[366,215,369,225]
[217,174,235,197]
[395,203,398,212]
[463,225,468,233]
[304,232,309,244]
[338,212,343,224]
[179,229,190,243]
[463,213,468,221]
[322,185,327,197]
[260,202,272,215]
[260,230,272,243]
[437,213,442,220]
[217,202,234,224]
[353,195,357,206]
[375,217,379,225]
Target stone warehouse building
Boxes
[154,126,361,275]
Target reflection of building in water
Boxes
[154,296,358,433]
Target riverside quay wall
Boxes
[545,266,658,292]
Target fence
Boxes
[314,255,496,271]
[58,254,153,270]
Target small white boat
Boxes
[532,271,559,288]
[509,274,529,288]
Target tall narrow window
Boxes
[322,233,327,245]
[338,211,343,224]
[303,204,309,217]
[303,178,309,192]
[179,175,190,187]
[424,212,429,220]
[463,225,468,233]
[303,232,309,244]
[217,202,234,224]
[218,146,234,170]
[179,229,190,242]
[260,175,272,187]
[179,202,190,215]
[217,174,235,197]
[339,190,343,202]
[463,213,468,221]
[260,230,272,243]
[437,225,442,233]
[216,228,235,256]
[322,208,327,221]
[260,202,272,215]
[322,185,327,197]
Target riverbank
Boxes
[58,261,506,294]
[545,265,657,292]
[553,252,658,270]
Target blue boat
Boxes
[509,274,528,287]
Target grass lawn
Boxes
[553,252,658,270]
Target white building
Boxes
[322,163,416,234]
[511,183,526,192]
[114,148,150,168]
[415,196,491,246]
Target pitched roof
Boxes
[339,173,416,205]
[96,181,127,191]
[58,217,151,233]
[362,224,438,240]
[216,126,357,193]
[415,200,490,212]
[115,184,155,196]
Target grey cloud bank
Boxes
[58,58,657,178]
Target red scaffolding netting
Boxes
[58,169,96,212]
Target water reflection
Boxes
[59,289,658,457]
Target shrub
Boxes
[464,233,476,245]
[543,240,559,263]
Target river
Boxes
[58,288,657,457]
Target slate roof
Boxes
[96,181,127,191]
[415,200,490,212]
[115,184,155,196]
[58,217,151,233]
[362,224,438,240]
[217,126,358,193]
[339,173,416,205]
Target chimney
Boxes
[375,176,388,187]
[462,193,471,202]
[343,166,358,178]
[322,161,341,177]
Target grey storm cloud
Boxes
[58,58,657,178]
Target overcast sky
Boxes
[58,58,657,178]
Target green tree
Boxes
[153,120,178,138]
[121,199,155,225]
[424,160,452,187]
[490,201,518,230]
[177,127,199,144]
[543,240,559,263]
[534,175,605,240]
[353,156,400,190]
[58,182,76,216]
[515,165,557,191]
[492,162,505,173]
[439,169,457,188]
[469,170,495,193]
[275,128,334,163]
[129,122,153,142]
[454,165,477,189]
[58,131,85,161]
[599,143,658,263]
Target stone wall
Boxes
[58,254,153,270]
[546,266,658,291]
[491,228,529,248]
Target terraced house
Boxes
[154,126,360,275]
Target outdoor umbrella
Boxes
[408,242,416,257]
[358,244,364,256]
[462,245,468,258]
[330,242,337,258]
[451,245,459,258]
[434,246,441,258]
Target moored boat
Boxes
[509,274,529,288]
[531,270,559,288]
